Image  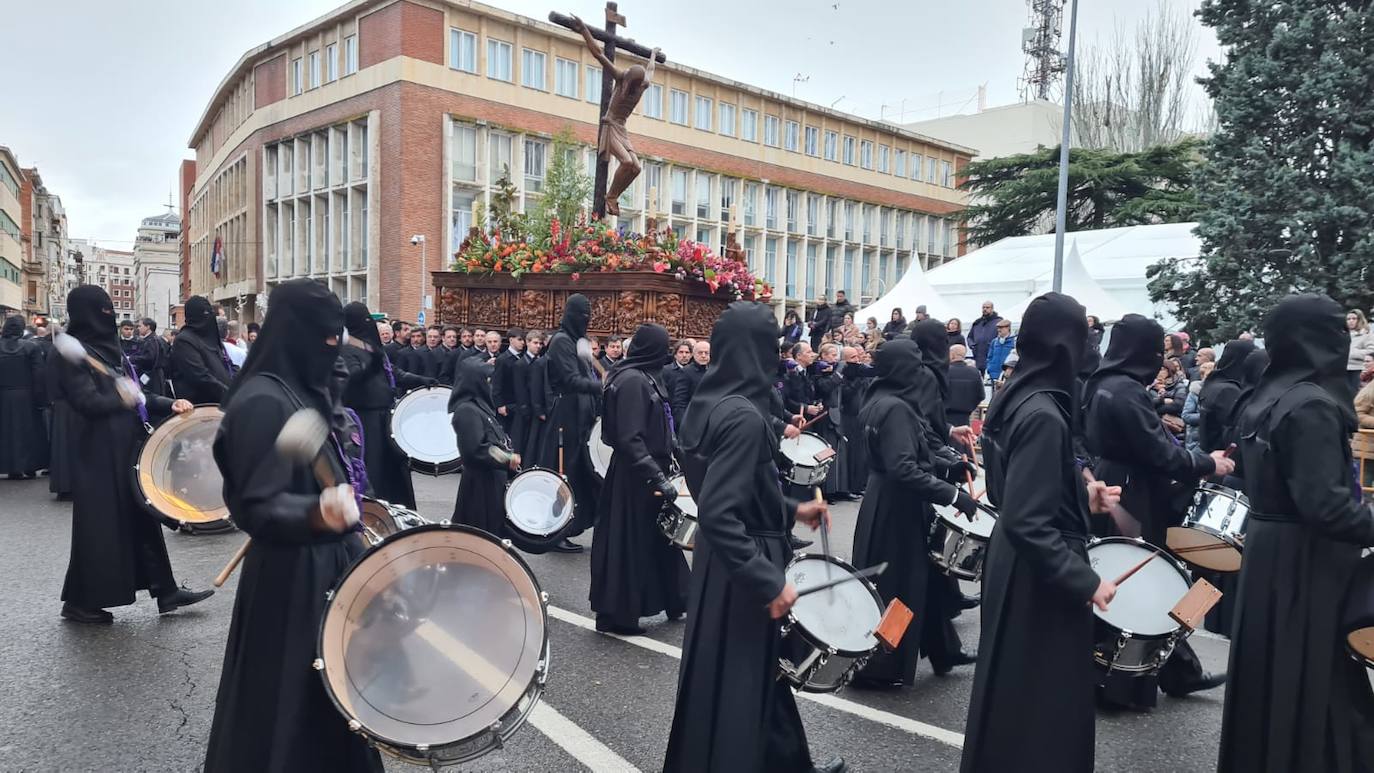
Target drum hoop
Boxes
[504,467,575,537]
[390,385,460,465]
[934,502,999,537]
[785,552,884,656]
[316,522,549,754]
[1195,480,1249,505]
[781,432,829,465]
[1086,536,1192,638]
[134,403,229,525]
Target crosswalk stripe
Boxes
[547,605,966,749]
[529,701,644,772]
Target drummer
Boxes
[850,338,979,688]
[1218,294,1374,771]
[664,301,840,773]
[448,357,520,535]
[204,278,380,773]
[1081,313,1233,710]
[589,323,688,635]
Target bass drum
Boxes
[588,418,614,479]
[135,404,234,534]
[316,523,549,767]
[391,386,461,475]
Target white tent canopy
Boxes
[875,222,1202,328]
[999,240,1129,323]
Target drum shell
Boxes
[777,553,883,693]
[1167,483,1249,573]
[927,503,999,581]
[657,507,697,550]
[1342,552,1374,668]
[1091,620,1180,674]
[360,498,428,547]
[134,403,233,533]
[779,432,833,487]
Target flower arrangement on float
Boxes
[451,214,771,301]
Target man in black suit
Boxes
[945,344,986,431]
[671,339,709,425]
[492,328,530,453]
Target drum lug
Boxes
[324,589,335,601]
[348,719,362,732]
[540,591,549,605]
[312,658,324,671]
[502,538,514,550]
[439,519,451,528]
[415,743,429,753]
[490,721,504,744]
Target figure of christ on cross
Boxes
[570,13,659,216]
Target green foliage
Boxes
[958,139,1202,245]
[528,127,593,248]
[487,166,526,239]
[1147,0,1374,341]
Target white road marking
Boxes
[547,605,966,749]
[529,701,643,772]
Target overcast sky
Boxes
[1,0,1218,249]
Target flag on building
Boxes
[211,236,223,277]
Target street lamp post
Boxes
[411,235,427,324]
[1051,0,1080,293]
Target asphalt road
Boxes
[0,471,1244,772]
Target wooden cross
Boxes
[549,4,667,219]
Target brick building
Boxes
[187,0,973,323]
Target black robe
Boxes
[839,363,872,491]
[170,333,232,404]
[46,348,75,496]
[57,352,178,609]
[962,392,1100,773]
[670,362,705,426]
[590,367,689,627]
[525,353,549,465]
[0,332,49,474]
[129,333,167,398]
[204,374,380,773]
[340,345,429,509]
[852,394,959,682]
[492,349,530,454]
[663,398,811,772]
[537,330,602,535]
[810,362,849,497]
[1219,384,1374,772]
[450,397,512,538]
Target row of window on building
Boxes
[290,35,359,96]
[445,27,958,188]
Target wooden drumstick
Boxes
[961,454,983,503]
[1112,548,1162,587]
[213,539,251,587]
[813,487,835,590]
[558,427,565,476]
[798,410,828,431]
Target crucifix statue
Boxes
[550,4,666,218]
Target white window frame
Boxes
[643,82,661,117]
[694,96,713,131]
[741,109,758,142]
[524,138,547,193]
[843,135,856,165]
[291,57,303,95]
[451,124,478,183]
[718,103,736,137]
[520,49,546,90]
[669,89,689,125]
[783,120,799,152]
[450,28,477,73]
[325,43,338,82]
[586,66,603,104]
[824,130,838,161]
[910,154,923,180]
[308,50,320,89]
[894,149,906,178]
[804,126,819,157]
[763,115,780,147]
[878,145,890,173]
[554,57,579,98]
[487,39,513,82]
[859,140,873,170]
[344,35,358,75]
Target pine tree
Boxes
[958,140,1201,246]
[1147,0,1374,341]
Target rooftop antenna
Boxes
[1019,0,1067,102]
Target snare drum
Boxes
[135,404,233,534]
[1166,482,1249,573]
[1342,551,1374,669]
[778,432,835,487]
[779,554,884,693]
[503,468,575,553]
[360,498,429,547]
[928,501,999,581]
[657,475,698,550]
[588,418,614,479]
[1087,537,1192,674]
[391,386,461,475]
[316,523,548,766]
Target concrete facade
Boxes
[0,148,23,313]
[21,169,70,319]
[133,211,182,329]
[71,239,137,317]
[904,99,1068,161]
[188,0,974,323]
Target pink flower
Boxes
[571,272,581,281]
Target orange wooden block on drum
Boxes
[874,599,914,652]
[1169,578,1223,631]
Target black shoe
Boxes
[595,619,646,636]
[1162,670,1227,697]
[848,675,903,690]
[157,586,214,614]
[932,650,977,676]
[789,535,813,550]
[61,603,113,625]
[810,757,847,773]
[551,538,585,554]
[957,594,981,611]
[665,611,685,622]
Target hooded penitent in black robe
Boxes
[1197,339,1256,453]
[1082,314,1216,709]
[664,302,816,773]
[0,316,49,475]
[961,293,1102,773]
[339,302,432,509]
[852,340,966,686]
[171,296,233,405]
[537,295,603,536]
[46,333,74,496]
[57,287,181,612]
[449,357,513,536]
[839,359,873,493]
[590,323,689,631]
[204,279,381,773]
[1218,294,1374,773]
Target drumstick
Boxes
[1083,468,1141,538]
[53,332,124,380]
[213,539,251,587]
[1112,548,1162,587]
[558,428,565,476]
[795,562,888,597]
[961,454,982,504]
[1171,542,1235,555]
[577,338,607,381]
[798,410,828,431]
[814,488,835,593]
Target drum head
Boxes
[136,405,228,525]
[504,469,574,537]
[934,501,998,538]
[1088,538,1191,636]
[588,419,613,478]
[392,387,460,465]
[319,525,547,754]
[361,499,401,540]
[785,555,882,656]
[780,432,830,466]
[1166,527,1241,573]
[670,475,698,517]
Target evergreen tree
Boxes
[1148,0,1374,341]
[529,127,593,245]
[958,140,1201,245]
